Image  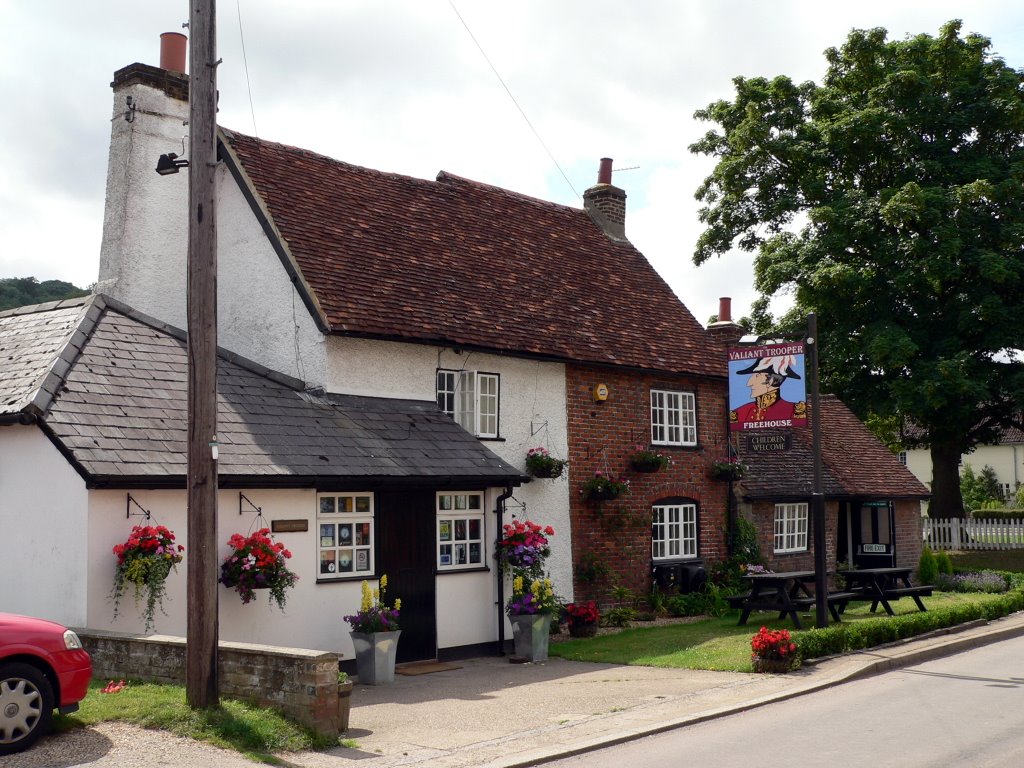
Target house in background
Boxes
[904,425,1024,506]
[734,395,930,573]
[0,295,522,662]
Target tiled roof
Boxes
[223,130,725,378]
[2,298,521,487]
[737,395,930,500]
[905,420,1024,446]
[0,298,97,417]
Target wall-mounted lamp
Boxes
[155,152,190,175]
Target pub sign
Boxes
[728,342,808,432]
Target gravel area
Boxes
[1,723,261,768]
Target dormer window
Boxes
[436,369,500,438]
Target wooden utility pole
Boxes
[808,314,828,629]
[186,0,220,708]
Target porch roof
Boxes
[737,395,930,501]
[1,296,523,489]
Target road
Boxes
[548,635,1024,768]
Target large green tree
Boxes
[0,276,90,312]
[691,21,1024,518]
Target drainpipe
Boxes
[494,485,514,655]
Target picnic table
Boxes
[733,570,818,629]
[836,567,933,616]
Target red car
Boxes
[0,613,92,755]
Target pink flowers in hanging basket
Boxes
[220,528,299,610]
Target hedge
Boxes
[969,509,1024,520]
[795,590,1024,661]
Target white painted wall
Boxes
[326,337,574,599]
[0,426,89,625]
[84,487,507,656]
[97,80,326,387]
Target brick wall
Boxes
[893,500,924,568]
[565,364,730,604]
[77,630,343,737]
[746,500,839,575]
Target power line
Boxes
[447,1,580,200]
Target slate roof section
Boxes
[2,298,522,488]
[737,395,930,500]
[0,297,98,417]
[222,130,726,379]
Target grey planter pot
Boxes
[350,630,401,685]
[510,613,551,662]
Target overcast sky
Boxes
[2,1,1022,325]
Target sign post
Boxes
[807,314,827,628]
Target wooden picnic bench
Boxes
[837,567,933,615]
[736,571,817,629]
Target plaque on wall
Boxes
[272,519,309,533]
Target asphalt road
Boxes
[548,634,1024,768]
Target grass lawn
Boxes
[550,591,1012,672]
[53,680,339,764]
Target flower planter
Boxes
[529,464,564,479]
[510,613,552,661]
[630,458,665,473]
[752,656,793,674]
[337,680,354,731]
[568,622,598,638]
[587,488,621,502]
[350,630,401,684]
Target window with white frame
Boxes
[436,492,485,570]
[436,369,500,438]
[774,503,808,553]
[897,450,907,465]
[317,493,374,578]
[652,502,698,560]
[650,389,696,446]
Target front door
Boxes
[377,490,437,663]
[840,501,896,569]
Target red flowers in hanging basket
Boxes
[111,524,184,632]
[220,528,298,610]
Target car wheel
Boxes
[0,663,54,755]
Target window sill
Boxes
[436,565,491,575]
[476,436,505,443]
[315,574,376,584]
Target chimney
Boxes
[160,32,188,74]
[707,296,746,347]
[583,157,627,241]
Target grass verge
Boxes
[53,680,337,764]
[550,591,1022,671]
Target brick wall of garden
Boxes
[894,499,924,569]
[565,363,730,605]
[746,500,839,575]
[77,630,343,737]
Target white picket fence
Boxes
[923,517,1024,550]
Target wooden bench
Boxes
[825,590,865,621]
[881,585,933,611]
[725,593,751,609]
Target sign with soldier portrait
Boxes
[728,342,808,431]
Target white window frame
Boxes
[774,502,809,554]
[437,369,500,438]
[652,502,698,560]
[316,492,375,579]
[436,492,486,571]
[650,389,696,446]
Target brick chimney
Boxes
[707,297,746,347]
[583,157,627,241]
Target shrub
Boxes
[936,570,1009,593]
[934,551,953,576]
[918,546,938,585]
[795,589,1024,662]
[665,583,729,618]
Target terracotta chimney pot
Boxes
[160,32,187,74]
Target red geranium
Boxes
[111,525,185,632]
[750,626,798,662]
[564,600,600,627]
[220,528,298,610]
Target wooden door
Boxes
[376,490,437,662]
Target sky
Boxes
[2,1,1023,326]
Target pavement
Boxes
[280,610,1024,768]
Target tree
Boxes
[0,276,90,312]
[690,20,1024,518]
[960,463,1003,511]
